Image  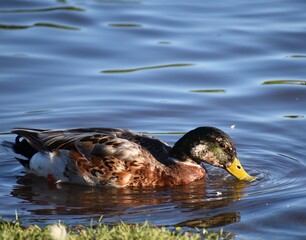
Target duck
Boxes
[3,126,255,187]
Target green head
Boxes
[170,127,255,182]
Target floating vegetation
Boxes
[0,22,79,31]
[262,80,306,86]
[101,63,194,74]
[190,89,226,93]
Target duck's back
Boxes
[9,128,174,187]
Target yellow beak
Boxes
[226,157,256,182]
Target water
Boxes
[1,0,306,239]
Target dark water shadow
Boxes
[175,212,240,228]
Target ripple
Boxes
[283,115,304,119]
[190,89,226,93]
[25,109,52,115]
[158,41,172,45]
[175,212,240,228]
[287,55,306,58]
[107,23,142,28]
[0,6,84,13]
[244,153,306,201]
[1,0,306,238]
[101,63,194,74]
[93,0,142,4]
[262,80,306,86]
[0,22,79,31]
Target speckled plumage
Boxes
[4,126,253,187]
[7,128,207,187]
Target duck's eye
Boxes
[219,143,226,149]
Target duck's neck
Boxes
[169,132,195,162]
[169,150,189,162]
[159,159,206,186]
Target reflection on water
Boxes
[190,89,226,93]
[0,23,80,31]
[108,23,142,28]
[11,173,248,228]
[287,55,306,58]
[101,63,194,74]
[176,212,240,228]
[1,0,306,239]
[93,0,142,4]
[283,115,304,119]
[262,80,306,86]
[0,6,84,13]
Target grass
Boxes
[0,218,234,240]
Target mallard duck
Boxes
[3,126,255,187]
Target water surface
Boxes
[1,0,306,239]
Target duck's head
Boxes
[170,126,255,182]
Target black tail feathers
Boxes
[16,157,31,169]
[13,136,37,159]
[2,136,37,165]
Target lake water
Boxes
[1,0,306,239]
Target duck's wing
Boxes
[123,132,172,163]
[12,128,172,163]
[74,128,172,162]
[71,135,169,187]
[11,128,174,186]
[11,128,122,152]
